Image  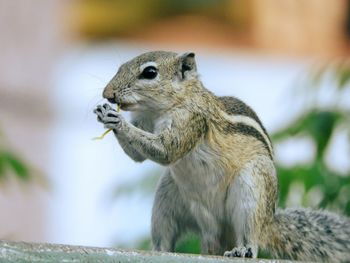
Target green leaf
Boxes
[2,152,30,181]
[175,234,200,254]
[0,153,5,179]
[310,65,327,87]
[346,201,350,215]
[273,110,340,159]
[335,64,350,89]
[307,111,340,158]
[134,238,152,251]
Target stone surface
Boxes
[0,240,296,263]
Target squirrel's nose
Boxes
[103,89,118,104]
[103,86,115,101]
[107,97,116,103]
[107,98,116,103]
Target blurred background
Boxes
[0,0,350,257]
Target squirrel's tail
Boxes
[264,208,350,262]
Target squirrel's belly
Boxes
[169,142,229,219]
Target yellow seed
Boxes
[93,104,120,141]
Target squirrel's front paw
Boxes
[224,246,253,258]
[94,103,124,130]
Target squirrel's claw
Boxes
[224,246,253,258]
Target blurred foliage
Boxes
[274,61,350,213]
[0,130,33,182]
[112,169,162,199]
[174,235,201,254]
[68,0,244,39]
[113,61,350,255]
[273,110,350,211]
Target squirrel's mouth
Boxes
[119,102,137,111]
[106,98,137,111]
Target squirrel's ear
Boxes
[178,52,197,80]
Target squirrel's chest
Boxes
[169,141,228,208]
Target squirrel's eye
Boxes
[140,66,158,79]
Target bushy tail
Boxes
[265,208,350,262]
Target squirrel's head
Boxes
[103,51,198,112]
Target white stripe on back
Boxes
[221,111,273,155]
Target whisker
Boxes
[90,98,105,108]
[85,86,105,92]
[84,72,108,84]
[112,49,122,63]
[83,96,105,122]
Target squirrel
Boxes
[94,51,350,262]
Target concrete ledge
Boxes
[0,240,294,263]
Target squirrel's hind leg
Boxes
[224,156,277,258]
[151,169,198,251]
